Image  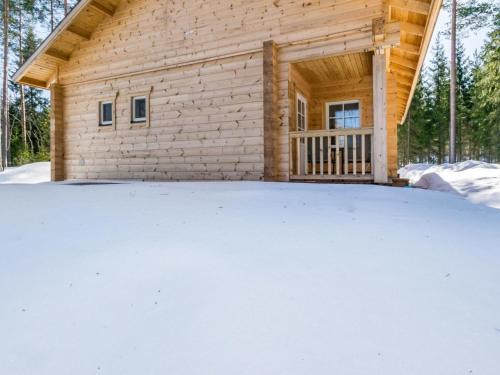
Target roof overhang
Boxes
[388,0,443,123]
[13,0,119,89]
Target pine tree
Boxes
[455,40,472,161]
[470,13,500,162]
[444,0,498,163]
[428,34,450,163]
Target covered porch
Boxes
[288,51,395,183]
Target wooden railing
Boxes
[289,127,374,180]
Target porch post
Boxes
[263,40,280,181]
[372,48,388,184]
[50,83,65,181]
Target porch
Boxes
[286,51,395,183]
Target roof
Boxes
[12,0,121,88]
[14,0,442,123]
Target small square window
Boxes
[99,101,113,126]
[132,96,147,123]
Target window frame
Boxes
[99,100,115,127]
[296,92,308,132]
[131,95,148,123]
[325,100,361,130]
[128,90,152,128]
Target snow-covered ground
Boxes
[399,160,500,209]
[1,163,499,375]
[0,162,50,184]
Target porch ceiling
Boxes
[293,52,372,85]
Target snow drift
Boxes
[399,160,500,209]
[0,162,50,184]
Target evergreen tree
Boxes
[455,40,473,161]
[470,13,500,162]
[428,34,450,163]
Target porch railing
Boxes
[289,127,374,180]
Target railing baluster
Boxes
[296,137,300,175]
[335,136,340,176]
[304,136,308,175]
[327,136,332,176]
[353,135,357,175]
[344,135,348,175]
[361,134,366,175]
[371,133,374,175]
[312,137,316,175]
[320,136,324,176]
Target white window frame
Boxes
[325,100,361,129]
[99,100,114,126]
[297,93,308,132]
[131,95,148,123]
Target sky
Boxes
[424,7,492,66]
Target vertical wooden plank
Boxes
[319,136,324,175]
[304,136,308,175]
[312,136,316,175]
[344,136,348,175]
[335,136,340,175]
[296,137,300,176]
[353,134,357,175]
[327,136,332,175]
[50,83,65,181]
[362,134,366,175]
[263,40,279,181]
[373,49,388,183]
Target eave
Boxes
[13,0,120,89]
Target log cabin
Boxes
[13,0,441,183]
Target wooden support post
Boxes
[263,40,280,181]
[50,83,64,181]
[373,49,388,183]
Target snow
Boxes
[0,162,50,184]
[1,163,499,375]
[399,161,500,209]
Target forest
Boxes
[399,12,499,165]
[0,0,498,169]
[0,0,78,168]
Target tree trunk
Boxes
[65,0,68,15]
[1,0,10,169]
[19,8,27,148]
[50,0,54,31]
[449,0,457,163]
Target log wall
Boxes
[57,0,388,181]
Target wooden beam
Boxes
[391,65,415,78]
[389,0,431,15]
[50,84,65,181]
[18,76,48,89]
[372,17,385,42]
[400,21,425,36]
[401,0,444,124]
[263,40,280,181]
[373,50,388,184]
[45,48,70,62]
[66,24,91,40]
[397,74,414,86]
[89,0,115,17]
[374,21,401,48]
[398,42,420,55]
[391,55,418,70]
